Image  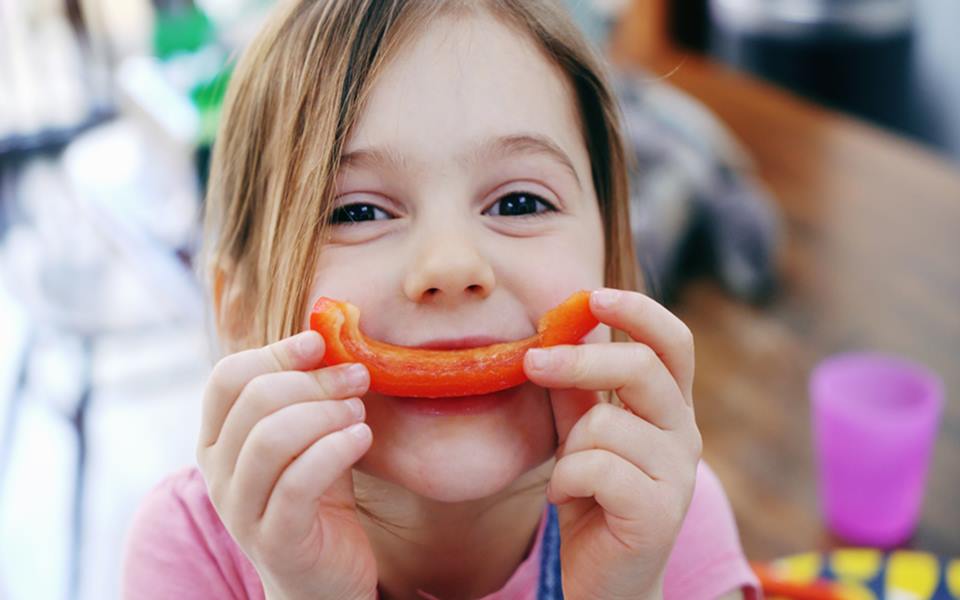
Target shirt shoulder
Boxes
[663,461,761,600]
[121,467,264,600]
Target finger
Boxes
[589,289,695,404]
[199,331,326,448]
[548,388,603,450]
[548,449,653,520]
[260,421,373,543]
[227,398,366,526]
[525,342,687,431]
[561,402,701,480]
[215,364,369,472]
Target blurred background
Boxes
[0,1,957,599]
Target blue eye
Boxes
[486,192,556,217]
[329,203,391,224]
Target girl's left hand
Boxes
[523,288,702,600]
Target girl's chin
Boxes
[356,383,557,502]
[358,423,556,503]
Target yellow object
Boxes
[886,551,940,600]
[946,559,960,597]
[831,548,884,583]
[763,548,959,600]
[773,552,823,584]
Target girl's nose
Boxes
[402,229,496,304]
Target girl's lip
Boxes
[390,389,516,416]
[413,336,509,350]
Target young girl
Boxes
[123,1,761,599]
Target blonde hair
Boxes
[203,0,640,351]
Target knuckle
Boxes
[312,368,344,399]
[553,455,574,485]
[263,344,287,372]
[583,403,613,442]
[330,426,366,457]
[246,419,283,458]
[335,398,361,423]
[568,346,591,381]
[210,353,238,381]
[208,354,243,398]
[591,449,614,480]
[243,373,276,403]
[633,344,658,369]
[310,399,353,429]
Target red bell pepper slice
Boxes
[309,291,599,398]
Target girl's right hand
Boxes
[196,331,378,600]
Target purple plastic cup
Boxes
[810,352,944,547]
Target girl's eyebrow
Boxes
[339,132,582,190]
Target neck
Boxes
[356,461,552,600]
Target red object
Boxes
[750,562,847,600]
[309,291,599,398]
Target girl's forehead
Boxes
[344,11,587,174]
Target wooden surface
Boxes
[611,8,960,560]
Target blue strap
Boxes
[536,503,564,600]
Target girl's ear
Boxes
[213,265,229,328]
[212,264,246,351]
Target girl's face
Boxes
[306,11,607,502]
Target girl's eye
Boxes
[329,203,391,225]
[485,192,556,217]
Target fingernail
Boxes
[345,398,365,420]
[592,288,620,310]
[527,348,551,371]
[344,364,369,389]
[295,331,322,357]
[529,346,573,372]
[345,422,371,441]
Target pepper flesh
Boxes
[309,291,598,398]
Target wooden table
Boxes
[611,8,960,560]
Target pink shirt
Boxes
[122,461,760,600]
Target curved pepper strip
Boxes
[309,290,599,398]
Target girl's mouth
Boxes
[310,291,598,398]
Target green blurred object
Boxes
[191,64,233,145]
[152,2,233,145]
[154,4,215,59]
